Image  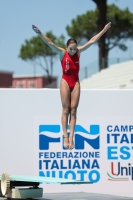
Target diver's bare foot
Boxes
[64,135,69,149]
[69,136,74,150]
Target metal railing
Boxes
[79,57,132,81]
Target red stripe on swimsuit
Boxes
[61,51,80,90]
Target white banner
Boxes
[33,115,133,197]
[0,89,133,197]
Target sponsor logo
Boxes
[107,125,133,181]
[39,124,101,183]
[107,162,133,181]
[39,124,100,150]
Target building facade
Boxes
[12,74,57,88]
[0,71,13,88]
[0,71,57,88]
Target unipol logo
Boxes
[39,124,100,150]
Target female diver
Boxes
[32,22,111,150]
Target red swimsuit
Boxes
[61,51,80,90]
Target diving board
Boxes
[0,173,93,199]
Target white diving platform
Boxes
[0,173,92,199]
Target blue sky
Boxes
[0,0,133,83]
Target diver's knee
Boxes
[63,106,70,116]
[70,107,77,117]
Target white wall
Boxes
[0,89,133,197]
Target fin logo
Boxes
[39,124,100,150]
[39,125,60,150]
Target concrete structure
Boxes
[80,60,133,89]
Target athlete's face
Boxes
[67,43,77,56]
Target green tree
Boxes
[66,4,133,70]
[19,31,66,83]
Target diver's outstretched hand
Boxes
[103,22,111,33]
[32,24,41,34]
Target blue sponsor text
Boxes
[107,125,133,132]
[107,146,133,160]
[39,151,100,159]
[39,169,100,183]
[39,159,100,170]
[107,133,133,144]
